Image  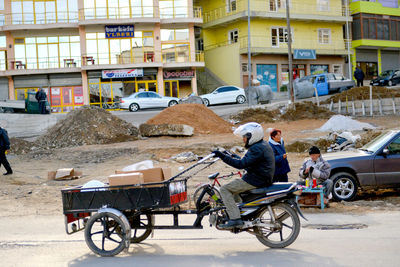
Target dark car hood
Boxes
[323,150,370,161]
[372,76,389,82]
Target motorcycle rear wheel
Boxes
[254,203,300,248]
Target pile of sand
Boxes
[231,107,279,123]
[146,104,233,134]
[318,115,375,132]
[280,102,334,121]
[322,86,400,104]
[39,106,139,148]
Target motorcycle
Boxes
[194,153,306,248]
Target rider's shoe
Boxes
[218,219,244,229]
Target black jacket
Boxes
[354,68,365,81]
[219,140,275,187]
[0,127,10,150]
[35,90,47,101]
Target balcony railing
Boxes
[203,0,350,24]
[7,57,81,70]
[205,36,347,53]
[8,11,79,25]
[80,6,156,20]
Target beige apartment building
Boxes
[0,0,203,112]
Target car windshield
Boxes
[361,131,397,153]
[379,70,394,78]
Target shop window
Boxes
[229,29,238,44]
[310,64,329,75]
[318,29,331,44]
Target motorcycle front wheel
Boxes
[254,203,300,248]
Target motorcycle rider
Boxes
[213,122,275,229]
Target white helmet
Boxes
[233,122,264,147]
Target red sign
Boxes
[163,70,195,79]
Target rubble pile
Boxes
[322,86,400,104]
[9,137,39,155]
[231,108,278,123]
[318,115,375,132]
[146,104,233,134]
[39,106,139,148]
[279,102,334,121]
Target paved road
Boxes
[1,211,399,266]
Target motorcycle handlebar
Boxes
[198,153,220,164]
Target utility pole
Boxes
[345,0,352,79]
[285,0,294,103]
[247,0,252,106]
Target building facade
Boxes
[0,0,204,112]
[351,0,400,80]
[196,0,352,92]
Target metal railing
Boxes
[203,0,350,24]
[204,35,347,52]
[8,11,79,25]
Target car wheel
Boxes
[331,172,358,201]
[236,95,246,104]
[129,103,139,112]
[388,80,393,87]
[203,98,210,106]
[168,100,178,107]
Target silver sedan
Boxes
[120,91,179,112]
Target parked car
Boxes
[294,73,355,98]
[324,130,400,201]
[370,70,400,87]
[119,91,179,112]
[199,85,246,106]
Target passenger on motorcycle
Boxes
[212,122,275,229]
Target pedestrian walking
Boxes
[0,126,12,175]
[35,88,47,114]
[268,128,291,182]
[354,67,365,87]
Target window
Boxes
[317,0,329,11]
[229,29,238,44]
[226,0,236,12]
[271,27,292,47]
[269,0,285,12]
[161,29,189,41]
[84,0,154,19]
[160,0,187,19]
[387,137,400,154]
[333,65,342,75]
[318,29,331,44]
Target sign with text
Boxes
[294,49,316,60]
[102,69,144,79]
[163,70,195,79]
[105,25,134,38]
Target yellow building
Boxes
[196,0,351,92]
[0,0,204,112]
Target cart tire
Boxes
[84,212,128,257]
[129,213,153,243]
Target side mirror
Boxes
[382,148,390,156]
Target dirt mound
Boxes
[355,130,383,148]
[322,86,400,104]
[280,102,334,121]
[231,108,279,123]
[286,141,311,153]
[9,138,39,155]
[39,106,139,148]
[146,104,233,134]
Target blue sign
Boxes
[256,64,278,92]
[294,49,316,60]
[105,25,134,38]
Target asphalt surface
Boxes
[1,211,399,266]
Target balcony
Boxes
[1,11,79,30]
[350,1,400,16]
[203,0,351,28]
[205,36,349,56]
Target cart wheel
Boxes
[84,212,128,257]
[129,213,153,243]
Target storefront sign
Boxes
[294,49,316,60]
[105,25,134,38]
[102,69,144,79]
[163,70,195,79]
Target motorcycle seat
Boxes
[248,183,295,195]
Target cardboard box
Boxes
[48,168,82,180]
[108,172,144,187]
[115,167,171,184]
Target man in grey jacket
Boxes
[299,146,332,198]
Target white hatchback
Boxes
[199,86,246,106]
[120,91,179,112]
